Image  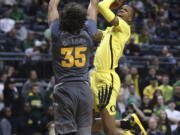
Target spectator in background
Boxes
[143,67,157,88]
[0,72,7,111]
[150,89,163,107]
[125,83,141,107]
[0,10,15,33]
[147,117,163,135]
[130,26,140,45]
[36,1,48,24]
[141,96,153,118]
[25,83,43,133]
[40,106,54,135]
[120,75,132,100]
[173,121,180,135]
[26,0,39,16]
[130,0,145,14]
[172,80,180,111]
[22,70,44,98]
[6,66,16,78]
[5,28,22,52]
[143,77,158,99]
[159,75,173,103]
[121,104,135,119]
[3,77,23,117]
[25,40,42,61]
[43,76,54,111]
[144,19,156,39]
[23,31,35,51]
[3,0,16,6]
[15,21,28,41]
[116,91,126,119]
[158,110,171,135]
[166,99,180,132]
[131,96,153,129]
[169,66,179,85]
[138,96,154,129]
[139,28,151,45]
[149,56,161,74]
[162,46,171,57]
[0,107,13,135]
[129,66,141,96]
[125,36,141,56]
[129,0,144,33]
[118,65,130,81]
[155,19,170,39]
[22,0,32,5]
[153,96,168,116]
[33,40,48,54]
[8,3,25,21]
[158,6,169,21]
[161,46,176,65]
[15,102,37,135]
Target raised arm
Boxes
[87,0,99,23]
[48,0,60,26]
[98,0,121,26]
[131,103,150,122]
[86,0,104,40]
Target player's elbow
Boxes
[48,18,51,26]
[98,2,115,23]
[92,31,103,41]
[98,2,106,14]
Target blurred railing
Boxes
[0,52,179,81]
[0,52,180,64]
[0,52,52,61]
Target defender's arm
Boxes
[87,0,103,40]
[48,0,60,26]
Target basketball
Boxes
[110,0,124,9]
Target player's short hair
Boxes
[129,6,135,22]
[60,2,87,34]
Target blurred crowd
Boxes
[0,0,179,54]
[0,0,180,135]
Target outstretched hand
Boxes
[97,85,113,111]
[90,0,99,6]
[110,0,125,10]
[48,0,60,25]
[50,0,61,6]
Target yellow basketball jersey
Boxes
[94,17,131,70]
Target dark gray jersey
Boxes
[51,20,93,84]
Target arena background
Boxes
[0,0,179,135]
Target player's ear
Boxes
[127,16,132,22]
[127,11,133,22]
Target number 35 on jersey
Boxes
[60,47,87,68]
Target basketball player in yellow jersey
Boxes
[90,0,147,135]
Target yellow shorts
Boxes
[90,70,120,115]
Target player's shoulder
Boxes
[50,19,60,38]
[80,29,91,38]
[117,17,131,31]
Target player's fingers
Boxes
[105,85,113,106]
[98,86,104,104]
[98,88,101,104]
[103,85,108,105]
[101,86,105,105]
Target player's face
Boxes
[117,5,132,22]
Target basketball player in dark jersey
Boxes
[48,0,98,135]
